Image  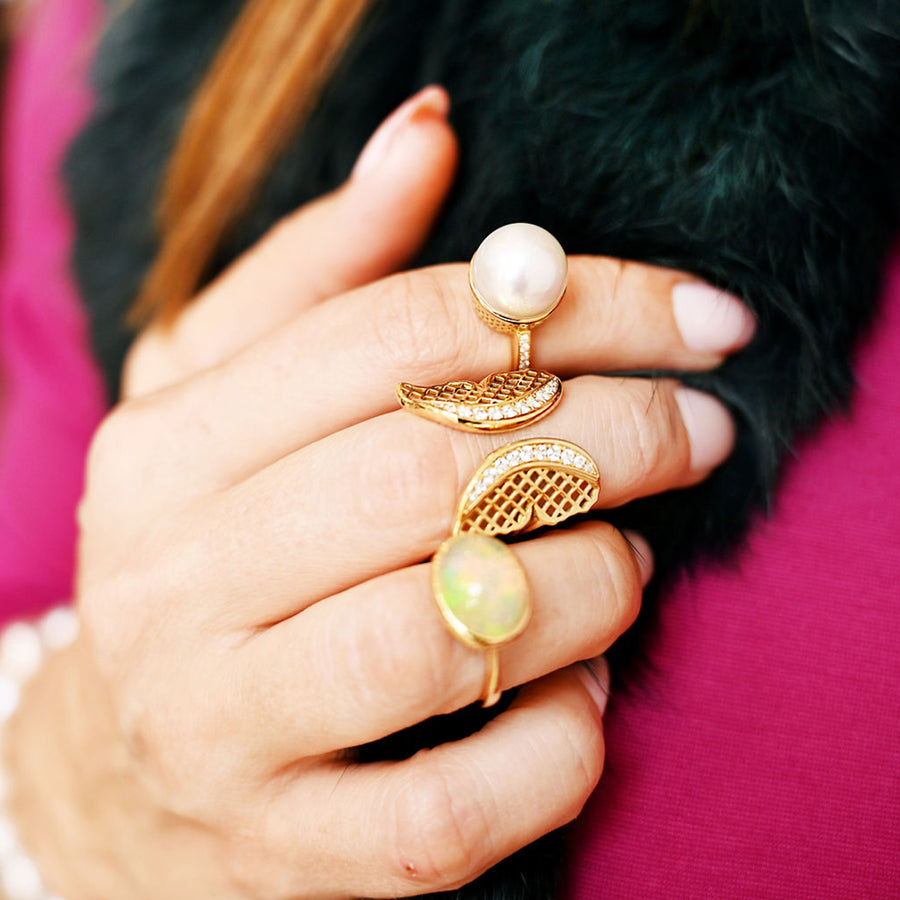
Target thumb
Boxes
[124,86,457,398]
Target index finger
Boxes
[122,86,458,399]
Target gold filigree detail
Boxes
[396,370,561,432]
[453,439,600,536]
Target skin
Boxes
[3,87,749,899]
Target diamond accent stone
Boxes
[463,440,597,510]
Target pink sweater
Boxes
[0,0,104,615]
[2,2,898,896]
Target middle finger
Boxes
[196,374,731,627]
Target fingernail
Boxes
[578,656,611,716]
[622,530,654,587]
[352,85,450,179]
[675,387,736,472]
[672,282,756,355]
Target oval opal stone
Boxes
[470,223,568,324]
[433,534,530,646]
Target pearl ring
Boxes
[397,223,568,432]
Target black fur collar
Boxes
[65,2,900,897]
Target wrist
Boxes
[3,618,231,900]
[2,618,134,898]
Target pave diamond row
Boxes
[440,379,560,423]
[517,330,532,368]
[466,442,597,505]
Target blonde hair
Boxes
[131,0,375,326]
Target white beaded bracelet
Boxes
[0,607,78,900]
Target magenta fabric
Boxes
[0,0,105,618]
[563,254,900,895]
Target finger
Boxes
[261,665,607,899]
[122,86,458,399]
[227,520,640,759]
[138,256,753,488]
[190,374,727,621]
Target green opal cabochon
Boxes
[432,533,531,648]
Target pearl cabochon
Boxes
[470,223,568,325]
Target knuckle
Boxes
[84,399,178,507]
[389,765,493,891]
[368,270,467,381]
[658,381,693,469]
[77,573,140,671]
[600,527,644,633]
[221,824,290,900]
[264,210,297,247]
[116,672,241,822]
[589,255,627,303]
[617,379,685,487]
[357,417,458,539]
[121,326,188,399]
[544,706,604,820]
[349,570,464,712]
[84,405,133,492]
[629,397,669,481]
[581,524,642,646]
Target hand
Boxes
[6,88,752,899]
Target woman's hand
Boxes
[6,88,753,900]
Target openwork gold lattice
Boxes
[453,439,600,536]
[396,369,561,432]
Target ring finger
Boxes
[225,519,640,762]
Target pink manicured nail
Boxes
[674,387,736,472]
[622,530,654,587]
[352,85,450,179]
[578,657,611,716]
[672,282,756,354]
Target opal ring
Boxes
[397,223,568,432]
[432,533,530,707]
[431,438,601,707]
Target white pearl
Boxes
[470,223,567,324]
[0,624,42,684]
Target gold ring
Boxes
[432,533,530,708]
[431,438,600,707]
[397,223,567,432]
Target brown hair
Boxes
[131,0,375,326]
[1,0,26,259]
